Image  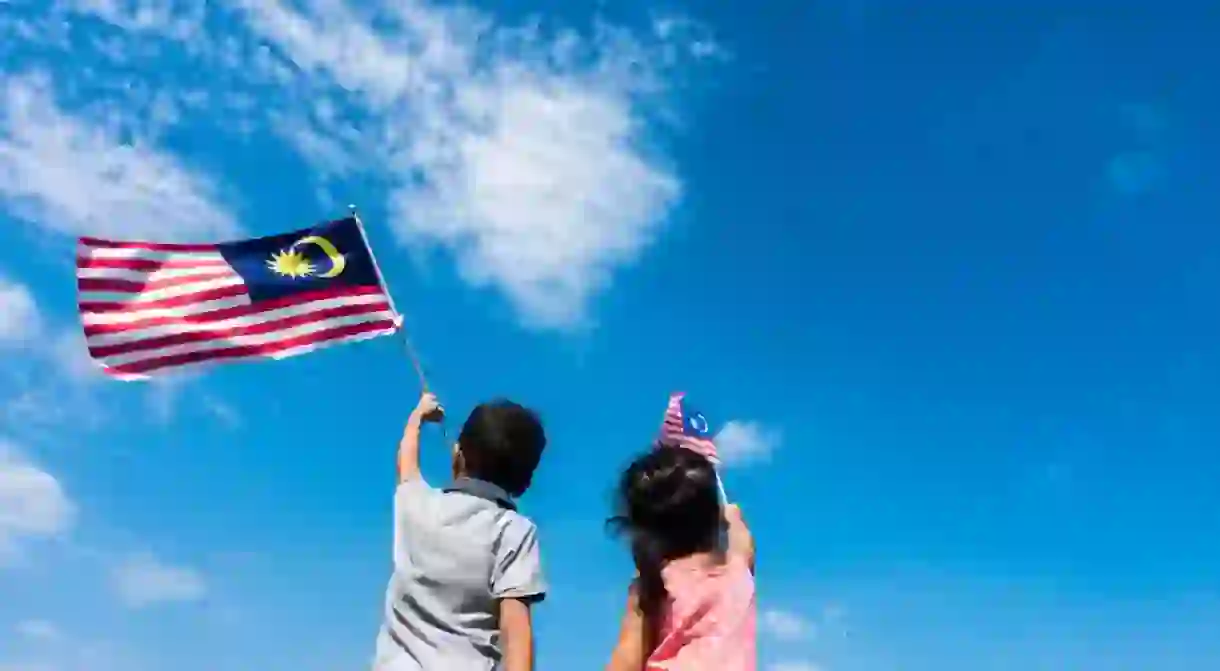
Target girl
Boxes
[606,445,757,671]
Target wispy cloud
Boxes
[716,419,782,466]
[201,395,242,429]
[0,440,76,563]
[0,72,238,241]
[0,276,41,347]
[6,0,716,329]
[15,619,62,642]
[47,330,106,384]
[0,636,138,671]
[221,0,705,328]
[761,607,817,641]
[0,274,106,386]
[0,661,58,671]
[768,662,823,671]
[110,553,207,608]
[0,320,109,437]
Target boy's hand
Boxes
[412,392,445,423]
[399,393,443,483]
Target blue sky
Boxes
[1,1,1218,670]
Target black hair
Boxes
[457,399,546,498]
[607,445,722,653]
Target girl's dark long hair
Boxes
[607,445,722,654]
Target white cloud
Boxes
[230,0,690,328]
[0,662,58,671]
[769,663,823,671]
[0,441,75,562]
[0,390,63,429]
[0,276,41,347]
[201,395,241,429]
[47,330,105,383]
[0,72,238,241]
[761,608,816,641]
[14,0,714,329]
[111,553,206,608]
[716,419,781,466]
[0,637,136,671]
[145,376,188,425]
[15,620,61,642]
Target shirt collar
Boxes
[443,477,516,510]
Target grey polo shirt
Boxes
[373,477,546,670]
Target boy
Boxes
[374,392,548,671]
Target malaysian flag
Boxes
[659,392,719,463]
[77,217,398,380]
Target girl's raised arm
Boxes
[725,504,755,574]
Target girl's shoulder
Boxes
[648,554,757,670]
[661,552,755,603]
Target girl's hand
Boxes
[412,392,445,423]
[724,503,755,573]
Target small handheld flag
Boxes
[76,216,398,379]
[659,391,727,501]
[659,392,718,462]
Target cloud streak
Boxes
[5,0,715,329]
[0,441,75,562]
[0,276,41,347]
[223,0,700,328]
[0,73,239,241]
[716,419,782,466]
[111,553,207,608]
[15,619,62,642]
[761,607,816,641]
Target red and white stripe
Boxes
[76,237,397,379]
[658,392,720,463]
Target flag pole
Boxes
[348,205,451,442]
[348,204,429,393]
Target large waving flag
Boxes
[659,391,719,464]
[77,216,398,379]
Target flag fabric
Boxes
[77,217,398,380]
[659,392,719,463]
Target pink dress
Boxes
[646,554,757,671]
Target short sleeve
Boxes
[392,479,434,566]
[394,478,432,515]
[491,518,546,602]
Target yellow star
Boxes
[266,248,316,278]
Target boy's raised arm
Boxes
[398,392,443,483]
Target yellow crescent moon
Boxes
[294,235,346,278]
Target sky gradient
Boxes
[1,1,1218,670]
